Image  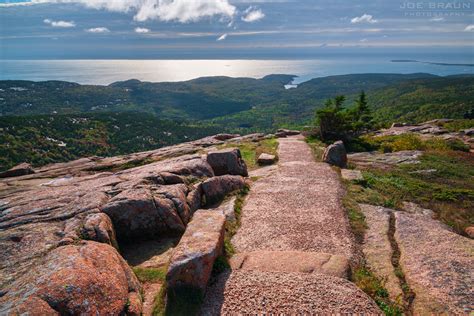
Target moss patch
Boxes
[352,267,403,316]
[132,267,166,283]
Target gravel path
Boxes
[233,136,356,258]
[201,136,380,314]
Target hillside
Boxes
[2,74,472,124]
[0,112,220,171]
[1,73,473,170]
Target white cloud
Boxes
[135,27,150,33]
[464,25,474,31]
[360,38,368,42]
[351,14,378,24]
[5,0,237,23]
[217,33,227,41]
[86,27,110,33]
[241,6,265,22]
[43,18,75,27]
[430,17,445,22]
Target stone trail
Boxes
[201,136,381,314]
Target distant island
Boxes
[391,60,474,67]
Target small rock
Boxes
[322,141,347,168]
[340,169,363,181]
[206,148,248,177]
[0,163,35,178]
[257,153,276,166]
[465,226,474,238]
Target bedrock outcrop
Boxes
[0,134,254,315]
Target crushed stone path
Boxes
[201,136,380,314]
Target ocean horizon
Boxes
[1,55,473,85]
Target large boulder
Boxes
[101,187,186,241]
[166,209,226,311]
[322,141,347,168]
[206,148,248,177]
[0,241,142,315]
[201,175,246,205]
[0,163,35,178]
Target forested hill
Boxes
[1,73,472,170]
[2,73,472,125]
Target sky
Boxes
[0,0,473,59]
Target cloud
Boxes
[4,0,237,23]
[351,14,378,24]
[430,17,445,22]
[464,25,474,31]
[241,6,265,22]
[360,38,368,42]
[43,18,75,27]
[86,27,110,33]
[217,33,227,41]
[135,27,150,33]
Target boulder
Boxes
[201,175,245,205]
[206,148,248,177]
[0,241,142,315]
[322,141,347,168]
[101,187,185,241]
[82,212,119,249]
[275,131,287,138]
[0,163,35,178]
[257,153,276,165]
[166,209,226,308]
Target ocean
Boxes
[1,56,473,86]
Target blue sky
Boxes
[0,0,473,59]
